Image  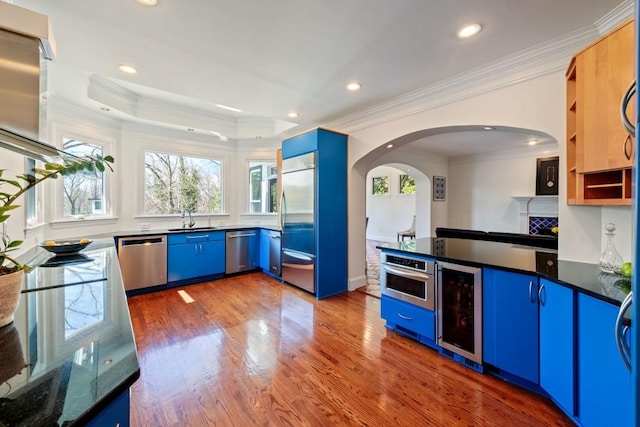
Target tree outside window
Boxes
[144,152,223,214]
[62,138,106,217]
[248,160,277,213]
[399,174,416,194]
[372,176,389,195]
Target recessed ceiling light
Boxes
[137,0,158,5]
[386,144,394,149]
[255,136,263,139]
[528,140,538,146]
[118,64,138,74]
[346,82,361,91]
[187,128,195,132]
[216,104,242,113]
[482,126,494,130]
[100,107,110,112]
[288,112,299,118]
[458,23,482,39]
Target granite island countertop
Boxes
[0,238,139,426]
[378,237,631,307]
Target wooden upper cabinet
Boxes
[577,20,634,173]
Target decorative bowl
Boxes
[39,240,92,256]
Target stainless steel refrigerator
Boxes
[280,152,316,293]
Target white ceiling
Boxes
[11,0,627,153]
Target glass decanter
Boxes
[599,223,623,273]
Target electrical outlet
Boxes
[141,223,150,230]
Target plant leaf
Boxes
[7,240,22,248]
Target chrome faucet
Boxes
[181,209,195,228]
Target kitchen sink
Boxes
[167,226,218,232]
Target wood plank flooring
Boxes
[127,273,574,426]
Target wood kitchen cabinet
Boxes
[566,19,634,205]
[483,269,539,385]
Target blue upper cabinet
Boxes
[282,128,348,299]
[539,278,575,416]
[578,293,632,427]
[483,269,539,384]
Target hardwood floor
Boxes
[127,273,573,426]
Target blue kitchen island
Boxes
[0,239,140,426]
[378,237,632,427]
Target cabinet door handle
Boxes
[538,284,545,306]
[620,80,636,136]
[397,313,413,321]
[529,281,534,303]
[623,134,633,160]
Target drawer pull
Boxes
[397,313,413,321]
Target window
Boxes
[26,157,38,225]
[248,160,277,213]
[372,176,389,195]
[62,138,107,218]
[399,174,416,195]
[144,151,223,214]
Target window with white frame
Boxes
[61,138,108,218]
[248,160,277,213]
[144,151,223,214]
[25,157,40,226]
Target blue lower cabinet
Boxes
[539,279,575,417]
[259,229,270,272]
[483,269,539,385]
[167,232,225,283]
[578,293,632,427]
[87,389,130,427]
[381,295,436,347]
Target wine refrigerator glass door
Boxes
[437,262,482,364]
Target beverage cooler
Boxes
[437,261,483,370]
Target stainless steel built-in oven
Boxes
[437,261,483,365]
[381,253,435,311]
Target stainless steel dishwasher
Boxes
[117,235,167,291]
[226,230,258,274]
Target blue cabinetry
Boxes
[539,278,575,416]
[167,231,225,284]
[381,295,436,348]
[87,389,130,427]
[578,293,632,427]
[282,128,347,299]
[483,269,539,384]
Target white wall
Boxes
[366,165,416,242]
[341,69,633,289]
[448,145,560,232]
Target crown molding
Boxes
[325,4,633,134]
[594,0,634,34]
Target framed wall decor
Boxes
[372,176,389,195]
[535,156,559,196]
[433,176,446,201]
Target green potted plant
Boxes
[0,154,114,327]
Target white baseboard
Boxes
[348,275,367,291]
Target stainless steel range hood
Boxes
[0,2,57,161]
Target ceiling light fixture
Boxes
[100,107,110,112]
[288,112,299,118]
[187,128,194,132]
[457,23,482,39]
[386,144,394,149]
[482,126,494,130]
[118,64,138,74]
[346,82,361,91]
[216,104,242,113]
[136,0,158,5]
[528,140,538,146]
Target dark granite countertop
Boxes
[378,237,631,307]
[0,239,139,426]
[113,224,281,239]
